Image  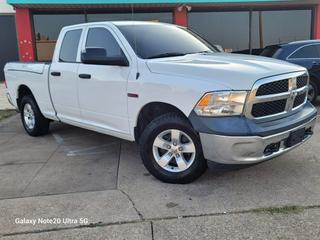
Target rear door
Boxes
[77,25,131,134]
[49,28,84,122]
[287,44,320,73]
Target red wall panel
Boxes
[174,6,188,27]
[15,8,36,61]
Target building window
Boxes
[87,12,172,23]
[0,15,18,80]
[189,11,250,52]
[188,9,312,54]
[33,12,172,61]
[33,14,85,61]
[252,10,312,50]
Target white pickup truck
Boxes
[4,21,317,183]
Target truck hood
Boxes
[146,53,306,90]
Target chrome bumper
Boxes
[200,117,317,164]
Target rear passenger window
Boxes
[59,29,82,62]
[85,28,123,57]
[289,45,320,59]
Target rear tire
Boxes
[139,112,207,184]
[20,95,50,136]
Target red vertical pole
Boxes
[15,8,36,61]
[174,6,188,27]
[315,4,320,39]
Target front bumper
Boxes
[189,102,318,164]
[200,116,316,164]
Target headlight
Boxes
[194,91,248,116]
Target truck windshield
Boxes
[117,24,216,59]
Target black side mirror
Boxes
[81,47,129,66]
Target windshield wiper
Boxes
[147,52,187,59]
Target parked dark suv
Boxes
[260,40,320,103]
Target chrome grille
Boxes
[293,92,307,108]
[296,75,308,89]
[251,99,287,118]
[245,72,309,120]
[256,79,289,96]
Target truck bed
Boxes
[5,62,51,74]
[4,61,57,120]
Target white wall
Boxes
[0,0,14,14]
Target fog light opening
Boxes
[305,127,313,136]
[264,142,281,156]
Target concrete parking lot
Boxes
[0,84,12,110]
[0,90,320,239]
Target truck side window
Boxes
[85,28,123,57]
[59,29,82,62]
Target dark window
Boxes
[59,29,82,62]
[86,28,123,57]
[34,14,85,41]
[188,9,312,54]
[33,14,85,61]
[289,45,320,59]
[260,45,282,57]
[0,15,18,81]
[87,12,172,23]
[188,11,250,52]
[252,10,312,49]
[117,24,214,59]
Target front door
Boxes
[77,26,131,134]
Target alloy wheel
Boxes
[23,103,35,130]
[152,129,196,173]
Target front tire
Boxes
[308,80,319,104]
[139,113,207,184]
[20,95,50,136]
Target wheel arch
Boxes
[16,85,35,110]
[134,102,191,143]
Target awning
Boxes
[7,0,316,9]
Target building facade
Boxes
[6,0,320,62]
[0,0,18,80]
